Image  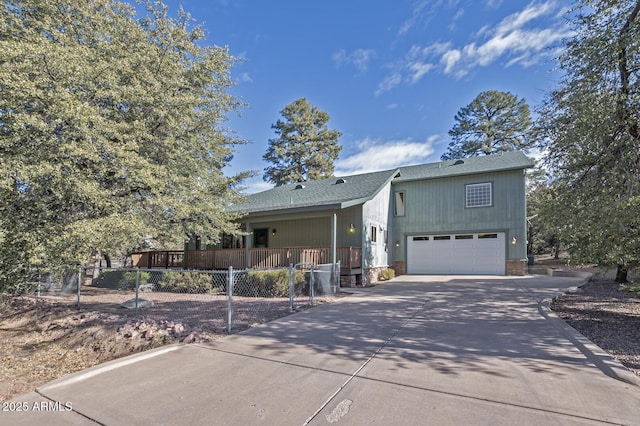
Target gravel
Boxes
[550,278,640,377]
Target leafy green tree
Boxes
[526,167,561,258]
[442,90,533,160]
[263,98,342,186]
[537,0,640,282]
[0,0,249,292]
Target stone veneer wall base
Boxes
[506,259,527,276]
[392,261,406,276]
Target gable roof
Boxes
[232,151,534,216]
[231,169,399,215]
[394,150,534,183]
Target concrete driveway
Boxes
[5,275,640,425]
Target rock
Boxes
[181,333,196,344]
[174,323,185,335]
[120,298,154,310]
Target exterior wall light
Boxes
[511,236,517,245]
[348,224,356,234]
[395,240,400,247]
[272,229,277,236]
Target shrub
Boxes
[94,270,150,290]
[620,280,640,295]
[157,271,214,294]
[378,268,395,281]
[242,269,306,298]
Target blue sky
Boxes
[159,0,573,193]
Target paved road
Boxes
[4,275,640,425]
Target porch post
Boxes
[245,222,252,269]
[331,212,337,265]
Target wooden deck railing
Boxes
[131,247,362,271]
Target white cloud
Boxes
[381,1,570,90]
[496,2,555,35]
[376,42,450,95]
[399,0,461,36]
[398,0,430,35]
[408,62,434,84]
[375,73,402,96]
[444,1,567,74]
[332,49,347,64]
[237,72,253,83]
[441,49,461,74]
[408,42,451,59]
[335,136,438,175]
[449,8,465,30]
[241,179,273,195]
[332,48,376,73]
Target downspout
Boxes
[331,213,337,266]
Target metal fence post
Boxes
[334,260,341,295]
[135,268,140,317]
[309,264,315,306]
[289,263,294,312]
[77,267,82,309]
[227,266,234,334]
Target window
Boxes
[433,235,451,241]
[466,182,492,207]
[455,235,473,240]
[413,236,429,241]
[478,233,498,239]
[394,191,405,216]
[371,226,377,242]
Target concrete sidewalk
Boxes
[4,275,640,425]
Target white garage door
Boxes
[407,233,505,275]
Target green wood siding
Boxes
[390,169,527,261]
[242,206,363,248]
[249,217,330,247]
[337,206,363,247]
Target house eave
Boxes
[239,203,344,219]
[393,164,534,184]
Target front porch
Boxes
[131,246,362,276]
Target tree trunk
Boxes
[615,264,628,283]
[92,249,101,280]
[104,254,111,268]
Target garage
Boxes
[406,232,505,275]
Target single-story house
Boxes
[185,151,533,284]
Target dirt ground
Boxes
[550,277,640,377]
[0,295,226,402]
[538,257,640,377]
[1,266,639,403]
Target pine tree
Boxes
[442,90,533,160]
[263,98,342,186]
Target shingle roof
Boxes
[394,150,534,182]
[231,169,399,215]
[233,151,534,215]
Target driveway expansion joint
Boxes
[302,299,429,425]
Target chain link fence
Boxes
[31,262,341,334]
